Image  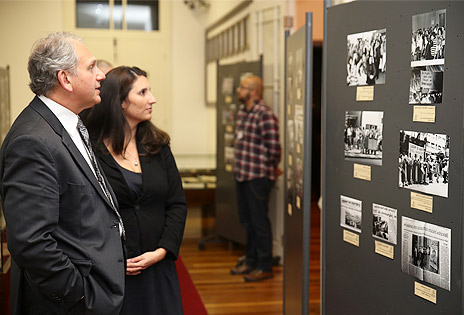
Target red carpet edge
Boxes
[175,255,208,315]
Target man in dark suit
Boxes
[0,32,126,314]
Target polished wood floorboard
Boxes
[180,202,321,315]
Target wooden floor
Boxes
[180,202,321,315]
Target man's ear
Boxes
[57,70,73,92]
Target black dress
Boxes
[95,144,187,315]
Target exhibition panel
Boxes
[283,12,313,315]
[215,60,262,245]
[323,1,463,314]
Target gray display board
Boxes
[0,66,9,144]
[283,13,313,315]
[0,66,8,273]
[215,60,262,245]
[323,1,464,314]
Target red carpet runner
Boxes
[175,255,208,315]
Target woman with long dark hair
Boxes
[81,66,186,314]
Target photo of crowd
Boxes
[409,9,446,104]
[346,28,386,86]
[409,65,443,104]
[411,9,446,63]
[344,111,383,166]
[399,130,449,198]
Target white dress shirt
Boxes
[39,95,96,175]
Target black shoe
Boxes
[244,269,273,282]
[230,265,255,275]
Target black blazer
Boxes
[96,144,187,260]
[0,97,125,315]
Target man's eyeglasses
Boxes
[238,85,252,90]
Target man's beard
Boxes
[238,93,249,104]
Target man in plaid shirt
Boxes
[230,75,281,282]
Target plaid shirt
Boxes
[234,100,281,182]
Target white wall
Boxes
[170,2,215,155]
[170,0,260,156]
[0,0,64,121]
[205,0,245,25]
[0,0,240,157]
[0,0,289,160]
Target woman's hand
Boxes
[126,248,167,276]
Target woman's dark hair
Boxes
[81,66,170,156]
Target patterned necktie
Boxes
[77,117,125,239]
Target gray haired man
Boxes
[0,32,125,315]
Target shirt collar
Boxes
[38,95,79,133]
[241,99,261,113]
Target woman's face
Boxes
[122,75,156,127]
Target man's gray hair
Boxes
[28,32,84,96]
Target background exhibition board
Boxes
[0,66,9,273]
[283,12,313,315]
[215,60,262,245]
[323,1,464,314]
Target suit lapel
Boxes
[29,97,118,211]
[61,134,119,210]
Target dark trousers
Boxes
[236,178,274,272]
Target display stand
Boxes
[0,65,10,315]
[283,12,313,315]
[204,60,262,248]
[323,1,463,314]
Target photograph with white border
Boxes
[409,65,443,104]
[410,9,446,104]
[399,130,449,198]
[401,216,450,291]
[340,195,362,233]
[345,111,383,166]
[411,9,446,66]
[372,203,397,245]
[347,29,386,86]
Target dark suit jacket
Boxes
[0,97,125,315]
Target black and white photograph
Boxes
[399,130,449,198]
[286,52,294,104]
[409,65,443,104]
[409,9,446,104]
[222,76,234,96]
[346,28,386,86]
[286,164,294,205]
[224,133,234,147]
[344,111,383,166]
[411,9,446,65]
[224,147,234,171]
[295,157,303,203]
[286,119,295,151]
[295,48,303,100]
[372,203,397,245]
[221,103,237,125]
[410,235,439,274]
[294,105,304,145]
[401,217,450,291]
[340,195,362,233]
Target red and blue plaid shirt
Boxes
[234,100,281,182]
